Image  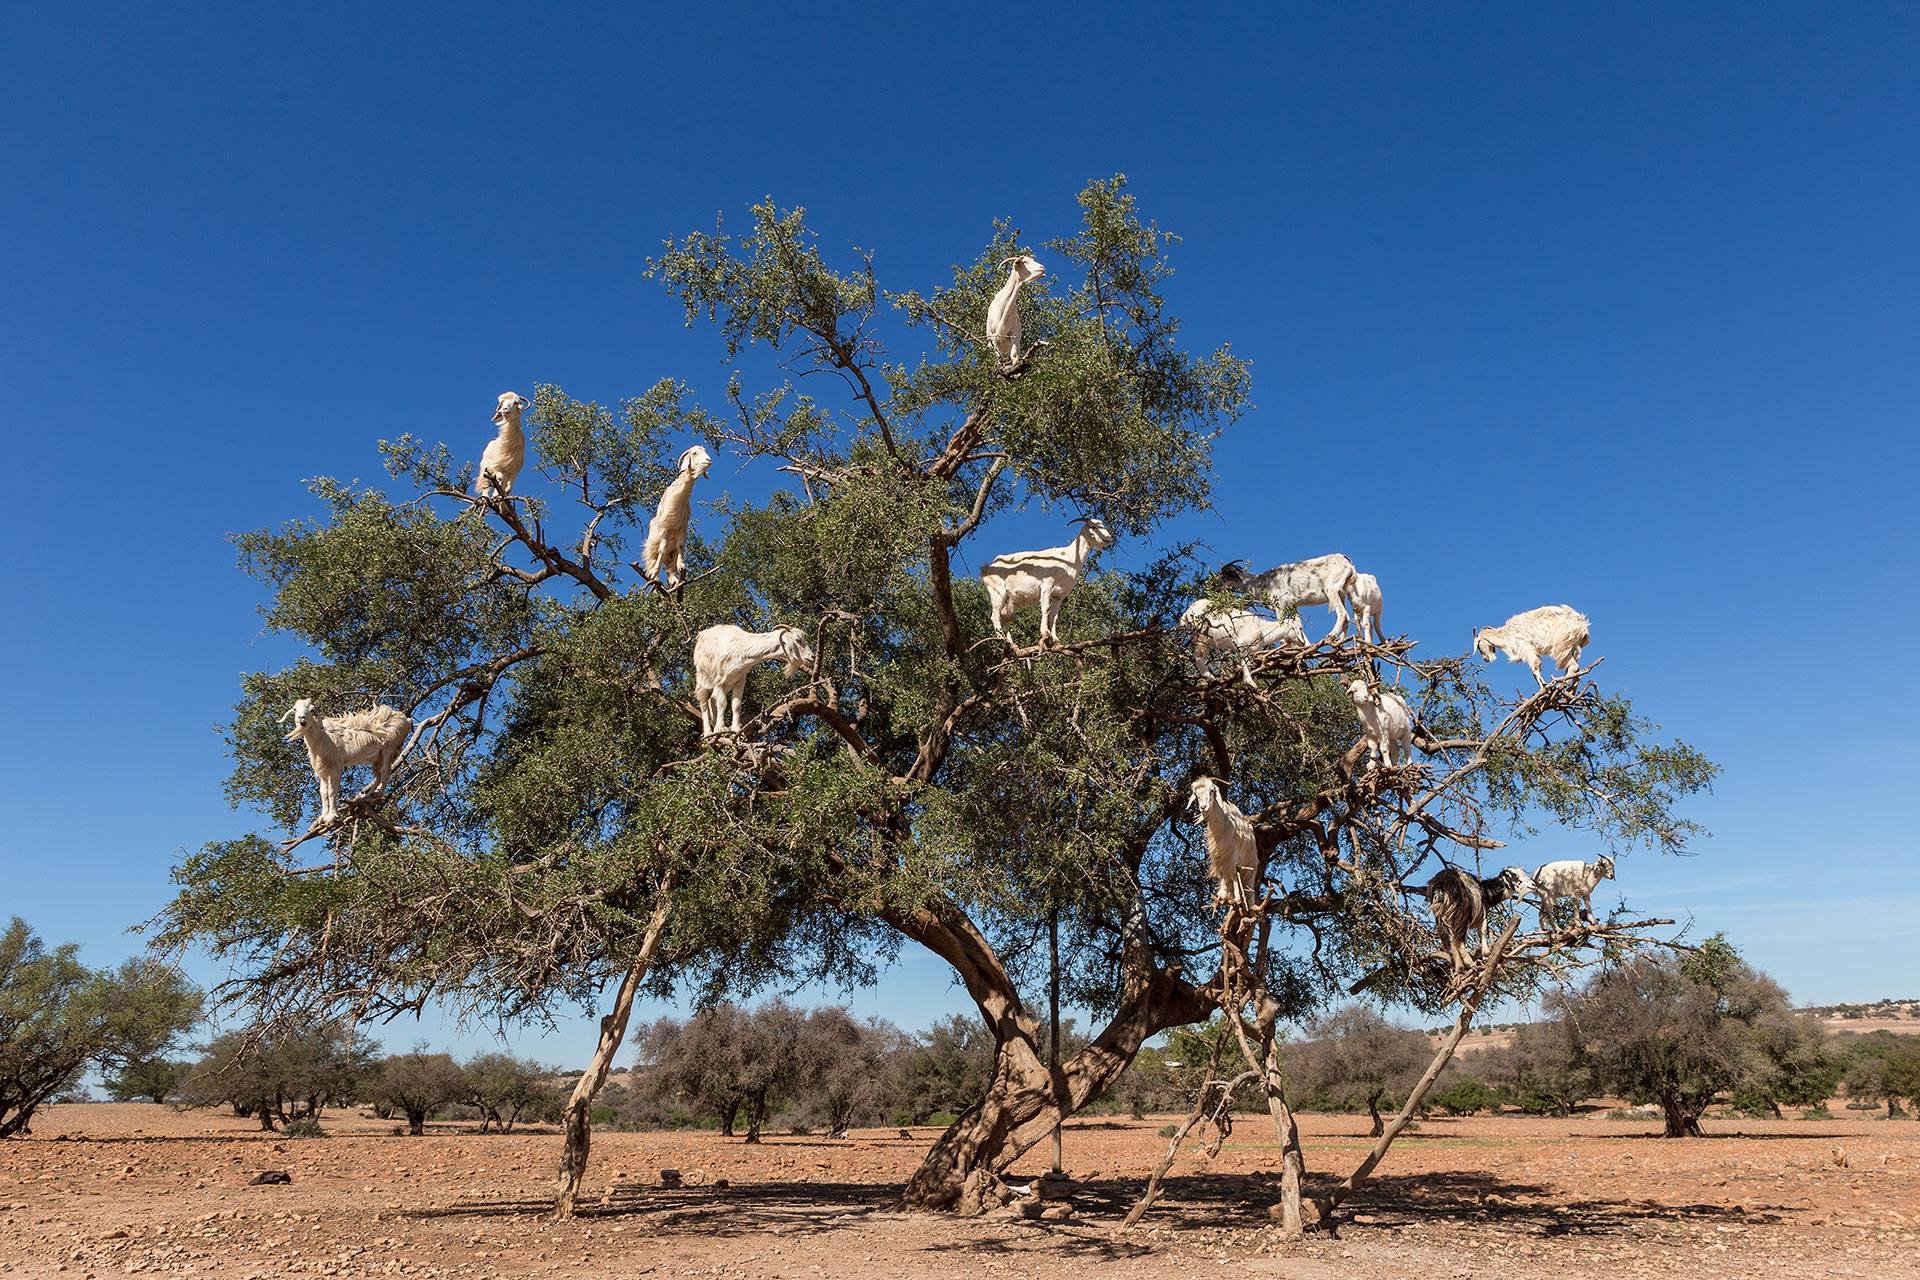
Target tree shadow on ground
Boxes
[1129,1170,1784,1236]
[404,1166,1784,1253]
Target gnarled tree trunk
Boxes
[1660,1091,1706,1137]
[553,887,675,1218]
[894,899,1209,1214]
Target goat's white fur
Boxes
[981,518,1114,645]
[1351,572,1385,644]
[692,624,815,737]
[986,255,1045,368]
[1187,777,1259,907]
[643,445,714,589]
[1347,679,1413,769]
[476,392,530,497]
[1530,855,1616,926]
[1221,554,1361,641]
[1474,605,1590,686]
[278,698,413,824]
[1181,599,1307,686]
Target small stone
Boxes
[658,1169,682,1188]
[247,1171,292,1186]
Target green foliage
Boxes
[1430,1076,1501,1116]
[178,1021,377,1131]
[103,1057,188,1104]
[1,918,202,1138]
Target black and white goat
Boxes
[1218,554,1361,642]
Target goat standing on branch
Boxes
[692,624,815,737]
[1351,571,1385,644]
[1188,777,1260,908]
[1415,866,1536,973]
[1474,604,1590,686]
[1532,855,1616,926]
[1181,599,1306,686]
[475,391,530,498]
[643,445,713,590]
[985,254,1045,373]
[278,698,413,825]
[980,518,1114,646]
[1218,554,1361,642]
[1347,678,1413,771]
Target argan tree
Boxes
[157,177,1713,1219]
[1294,1006,1431,1136]
[1557,936,1798,1137]
[1,918,202,1138]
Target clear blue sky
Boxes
[3,4,1915,1065]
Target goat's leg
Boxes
[728,691,743,735]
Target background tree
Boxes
[103,1058,189,1105]
[373,1047,467,1136]
[1,918,202,1138]
[1293,1006,1431,1136]
[1558,935,1793,1137]
[156,178,1714,1218]
[1481,1018,1592,1115]
[179,1021,377,1131]
[639,1005,751,1135]
[791,1006,890,1137]
[463,1052,563,1133]
[873,1014,997,1126]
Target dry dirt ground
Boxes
[4,1104,1918,1279]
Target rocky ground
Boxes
[3,1104,1917,1278]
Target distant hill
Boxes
[1798,997,1920,1037]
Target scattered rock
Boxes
[659,1169,683,1188]
[712,1178,729,1190]
[247,1171,292,1186]
[1038,1203,1075,1221]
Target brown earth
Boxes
[3,1103,1918,1279]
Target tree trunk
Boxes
[1315,917,1520,1223]
[895,901,1210,1214]
[744,1093,767,1144]
[406,1108,427,1136]
[1660,1093,1705,1137]
[717,1099,739,1137]
[1262,1042,1306,1237]
[1366,1093,1384,1138]
[257,1104,276,1132]
[553,887,674,1219]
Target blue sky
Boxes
[2,4,1915,1064]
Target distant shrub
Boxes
[280,1118,326,1139]
[1430,1078,1500,1116]
[1157,1123,1179,1138]
[1800,1107,1832,1120]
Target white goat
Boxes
[981,518,1114,645]
[643,445,713,590]
[475,391,530,498]
[1474,604,1590,686]
[1187,777,1259,908]
[692,624,815,737]
[1180,599,1307,686]
[1347,678,1413,770]
[1351,572,1385,644]
[1219,554,1361,641]
[1530,855,1616,926]
[985,255,1045,369]
[278,698,413,824]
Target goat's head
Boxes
[494,391,529,424]
[1493,866,1540,901]
[1596,854,1616,881]
[1472,628,1497,662]
[775,626,815,676]
[1072,517,1115,552]
[1216,560,1253,588]
[1186,776,1224,820]
[1346,677,1376,707]
[678,445,713,479]
[1000,254,1045,284]
[277,697,317,740]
